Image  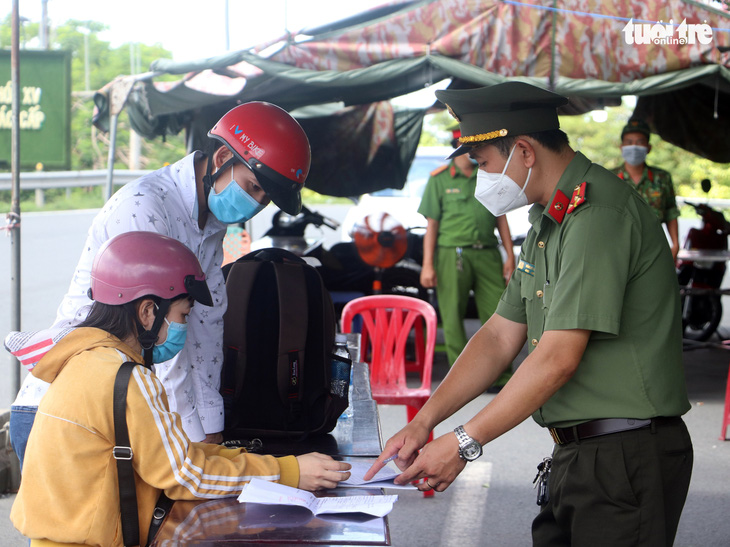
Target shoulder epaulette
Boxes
[430,164,449,177]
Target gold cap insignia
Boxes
[445,104,460,122]
[459,128,509,144]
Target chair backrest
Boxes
[340,295,436,391]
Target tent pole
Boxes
[103,76,136,200]
[549,0,557,91]
[9,0,21,393]
[105,113,119,201]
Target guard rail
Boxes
[0,170,152,206]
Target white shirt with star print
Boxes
[44,151,227,440]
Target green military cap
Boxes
[435,82,569,158]
[620,118,651,140]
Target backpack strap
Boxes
[113,362,140,547]
[147,491,175,544]
[223,261,263,399]
[114,362,175,547]
[244,247,307,265]
[272,262,309,424]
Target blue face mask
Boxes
[152,317,188,364]
[208,166,266,224]
[621,145,648,167]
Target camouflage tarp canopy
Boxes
[95,0,730,196]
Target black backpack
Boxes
[220,248,347,439]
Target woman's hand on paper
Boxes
[297,452,352,491]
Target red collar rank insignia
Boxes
[547,189,569,224]
[517,259,535,277]
[566,182,587,214]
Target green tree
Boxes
[418,99,730,218]
[420,110,456,146]
[0,16,188,211]
[1,15,185,172]
[559,102,730,201]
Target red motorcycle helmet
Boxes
[89,231,213,307]
[350,212,408,269]
[208,102,311,215]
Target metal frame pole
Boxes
[105,113,119,201]
[10,0,21,393]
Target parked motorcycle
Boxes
[252,206,429,317]
[676,179,730,341]
[252,206,341,257]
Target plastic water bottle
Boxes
[330,341,349,400]
[344,363,355,420]
[333,334,354,420]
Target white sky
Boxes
[8,0,390,61]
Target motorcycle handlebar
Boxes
[321,217,340,231]
[288,206,340,231]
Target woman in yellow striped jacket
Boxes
[11,232,350,546]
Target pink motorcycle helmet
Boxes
[89,231,212,307]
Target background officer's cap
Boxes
[620,118,651,140]
[435,82,569,158]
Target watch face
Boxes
[462,441,482,461]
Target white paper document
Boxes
[338,459,417,490]
[237,478,398,517]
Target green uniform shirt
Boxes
[497,153,690,427]
[610,164,679,223]
[417,162,499,248]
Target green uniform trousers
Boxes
[532,417,693,547]
[435,246,511,384]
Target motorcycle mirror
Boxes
[701,179,712,193]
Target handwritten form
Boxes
[237,478,398,517]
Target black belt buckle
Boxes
[548,428,567,445]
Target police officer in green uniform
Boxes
[365,82,693,546]
[611,118,680,260]
[418,128,515,389]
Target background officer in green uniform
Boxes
[418,128,515,390]
[611,118,680,260]
[366,82,693,546]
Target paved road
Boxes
[1,211,729,546]
[2,343,728,546]
[0,210,718,407]
[0,210,99,408]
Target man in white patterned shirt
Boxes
[10,102,310,452]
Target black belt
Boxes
[452,244,495,250]
[549,418,654,445]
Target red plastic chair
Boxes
[341,294,437,497]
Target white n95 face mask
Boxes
[475,145,532,216]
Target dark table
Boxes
[151,335,391,546]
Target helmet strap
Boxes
[202,143,237,200]
[137,299,171,368]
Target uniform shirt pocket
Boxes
[520,274,535,304]
[443,191,468,204]
[542,283,553,310]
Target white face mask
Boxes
[621,145,648,166]
[475,145,532,216]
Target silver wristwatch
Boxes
[454,425,483,461]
